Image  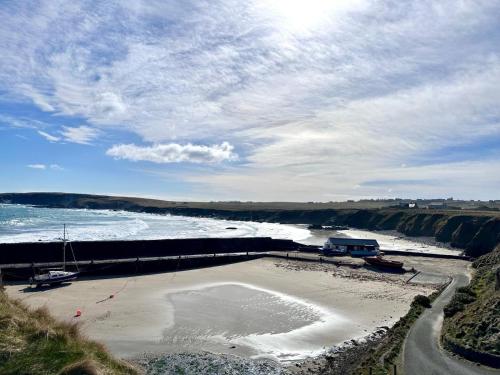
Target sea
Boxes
[0,204,461,255]
[0,204,311,243]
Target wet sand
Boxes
[4,256,460,363]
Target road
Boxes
[403,273,498,375]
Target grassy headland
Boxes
[0,289,137,375]
[442,245,500,365]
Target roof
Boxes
[327,237,379,246]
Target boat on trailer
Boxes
[30,225,79,287]
[364,256,404,270]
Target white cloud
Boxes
[19,84,55,112]
[2,1,500,199]
[27,164,46,170]
[26,163,64,171]
[107,142,238,164]
[37,126,99,144]
[49,164,64,170]
[38,130,60,142]
[60,125,100,145]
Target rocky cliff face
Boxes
[2,193,499,257]
[162,208,499,256]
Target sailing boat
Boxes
[30,224,79,287]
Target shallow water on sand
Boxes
[161,283,354,361]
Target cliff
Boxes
[1,192,499,257]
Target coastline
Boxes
[0,204,476,374]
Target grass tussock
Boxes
[442,245,500,356]
[0,290,138,375]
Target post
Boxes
[62,224,66,271]
[0,267,3,290]
[369,367,372,375]
[393,364,397,375]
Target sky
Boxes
[0,0,499,201]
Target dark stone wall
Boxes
[443,337,500,368]
[0,237,297,265]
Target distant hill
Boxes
[1,192,499,211]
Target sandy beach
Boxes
[4,254,468,365]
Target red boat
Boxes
[364,256,404,269]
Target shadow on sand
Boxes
[19,282,73,293]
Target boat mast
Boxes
[63,224,66,271]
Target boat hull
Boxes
[364,257,403,269]
[321,248,347,256]
[31,272,79,287]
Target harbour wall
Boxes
[0,237,297,265]
[1,253,266,280]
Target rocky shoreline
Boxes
[133,352,285,375]
[132,330,388,375]
[287,330,388,375]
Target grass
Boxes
[442,245,500,357]
[353,289,444,375]
[0,289,138,375]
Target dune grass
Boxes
[0,289,138,375]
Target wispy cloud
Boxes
[0,115,47,129]
[27,164,46,170]
[49,164,64,170]
[26,163,64,171]
[107,142,237,164]
[60,126,100,145]
[38,130,60,142]
[2,1,500,199]
[37,126,100,145]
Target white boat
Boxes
[30,269,78,286]
[30,225,79,287]
[321,240,347,255]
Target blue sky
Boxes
[1,0,499,201]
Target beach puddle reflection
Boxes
[162,283,349,360]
